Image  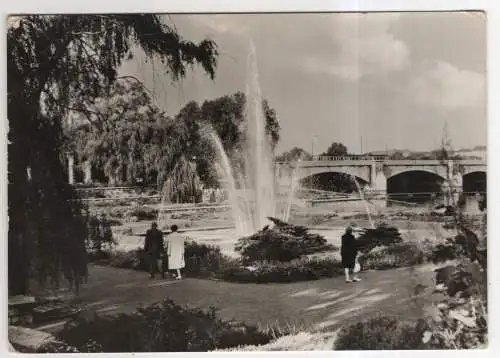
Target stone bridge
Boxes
[275,158,487,194]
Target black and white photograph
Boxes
[6,9,488,352]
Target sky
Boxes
[119,12,487,155]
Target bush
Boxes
[429,227,486,267]
[359,242,424,270]
[108,249,147,271]
[235,217,336,264]
[50,299,272,352]
[183,242,239,278]
[356,223,403,253]
[91,243,236,278]
[86,215,116,252]
[127,206,158,221]
[221,257,343,283]
[334,314,430,350]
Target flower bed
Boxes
[220,258,343,284]
[358,242,425,270]
[90,242,239,278]
[334,314,430,350]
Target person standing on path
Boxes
[341,226,361,283]
[144,222,165,279]
[167,225,186,280]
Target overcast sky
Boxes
[119,12,487,154]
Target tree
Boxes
[68,79,168,185]
[8,14,218,295]
[388,151,405,160]
[275,147,312,162]
[322,142,348,157]
[200,92,280,156]
[199,92,280,186]
[263,99,280,153]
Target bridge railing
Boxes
[275,155,388,163]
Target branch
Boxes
[116,76,154,95]
[41,88,103,131]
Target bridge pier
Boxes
[370,162,387,207]
[451,170,463,208]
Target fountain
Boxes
[208,42,298,237]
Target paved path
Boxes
[38,263,440,334]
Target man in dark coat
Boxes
[144,222,165,279]
[341,226,361,283]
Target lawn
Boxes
[37,262,440,336]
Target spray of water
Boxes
[202,41,299,237]
[210,132,254,236]
[351,175,375,229]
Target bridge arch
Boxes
[387,170,445,203]
[463,171,486,194]
[294,166,371,183]
[299,171,369,193]
[385,168,446,181]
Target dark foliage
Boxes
[184,241,238,277]
[355,223,403,253]
[430,227,486,268]
[86,215,116,252]
[128,206,158,221]
[359,242,424,270]
[49,299,271,352]
[235,217,336,264]
[91,242,236,278]
[221,258,343,283]
[334,314,430,350]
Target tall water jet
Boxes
[204,42,303,237]
[242,41,277,231]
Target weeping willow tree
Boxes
[8,14,218,295]
[67,79,168,185]
[161,156,202,204]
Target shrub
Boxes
[334,314,430,350]
[91,243,236,278]
[235,217,336,264]
[183,242,239,278]
[356,223,403,253]
[86,215,116,253]
[421,210,487,349]
[51,299,272,352]
[36,341,80,353]
[358,242,424,270]
[108,249,147,271]
[221,257,343,283]
[429,227,486,267]
[127,206,158,221]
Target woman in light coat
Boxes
[167,225,186,280]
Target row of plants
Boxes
[37,299,276,352]
[89,242,239,279]
[222,258,344,283]
[90,244,344,283]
